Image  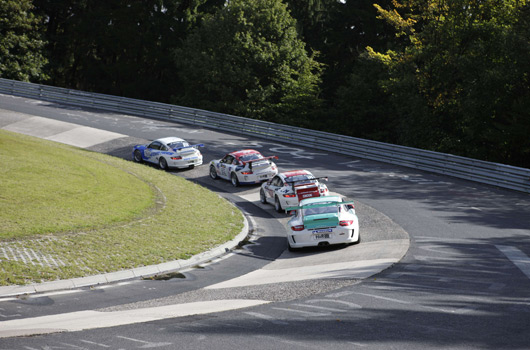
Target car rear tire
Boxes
[350,231,361,245]
[231,173,240,187]
[260,188,267,204]
[209,165,219,179]
[159,157,168,171]
[133,150,142,163]
[288,241,299,252]
[274,196,283,213]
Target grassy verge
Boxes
[0,130,243,285]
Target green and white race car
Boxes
[285,195,360,251]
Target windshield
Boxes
[168,141,189,149]
[240,153,263,162]
[302,204,338,217]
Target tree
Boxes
[285,0,395,105]
[364,0,530,167]
[174,0,323,124]
[0,0,47,81]
[33,0,211,102]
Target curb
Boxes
[0,210,249,298]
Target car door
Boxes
[145,141,162,164]
[218,155,234,179]
[267,176,283,198]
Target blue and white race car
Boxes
[132,137,204,170]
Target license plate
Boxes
[314,233,330,239]
[302,193,313,198]
[260,175,269,179]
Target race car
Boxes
[260,170,329,213]
[285,195,359,251]
[132,137,204,170]
[209,149,278,186]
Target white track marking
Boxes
[496,245,530,280]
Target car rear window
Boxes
[288,175,315,184]
[168,141,189,149]
[240,153,263,162]
[302,204,338,216]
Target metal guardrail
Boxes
[1,78,529,193]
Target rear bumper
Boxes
[288,226,360,248]
[239,171,277,184]
[168,157,203,169]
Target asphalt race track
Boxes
[0,94,529,349]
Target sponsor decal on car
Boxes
[312,228,332,233]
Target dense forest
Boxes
[1,0,529,168]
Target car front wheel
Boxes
[133,150,142,163]
[210,165,218,179]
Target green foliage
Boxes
[286,0,395,103]
[173,0,323,123]
[33,0,213,102]
[0,0,47,81]
[362,0,530,167]
[335,51,399,143]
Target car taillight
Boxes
[291,225,304,231]
[283,194,296,198]
[171,156,182,160]
[241,171,253,175]
[339,220,354,226]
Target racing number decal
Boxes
[219,164,228,178]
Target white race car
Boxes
[285,195,359,251]
[260,170,329,212]
[209,149,278,186]
[132,137,204,170]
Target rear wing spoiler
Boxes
[174,143,204,151]
[243,156,278,169]
[286,200,355,212]
[286,177,328,187]
[242,155,278,164]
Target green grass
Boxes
[0,130,244,285]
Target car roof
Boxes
[281,170,312,178]
[229,149,262,158]
[299,195,341,206]
[156,137,186,144]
